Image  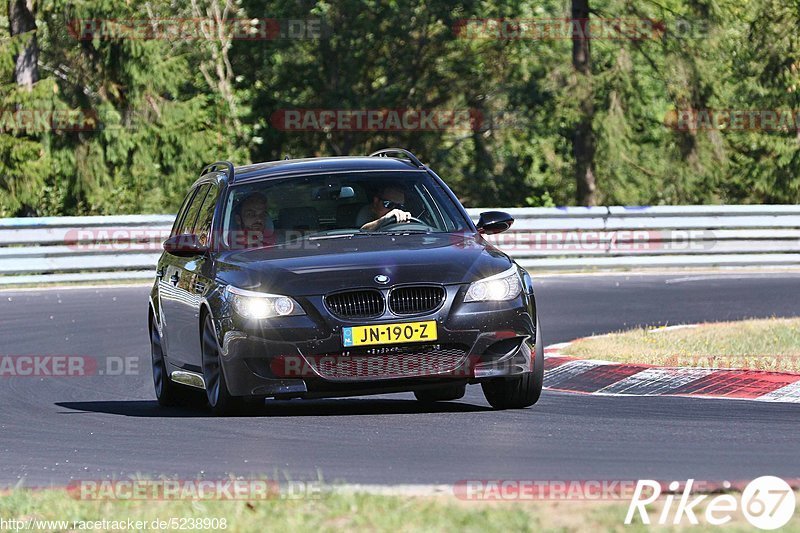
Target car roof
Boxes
[231,156,426,183]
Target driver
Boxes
[357,185,412,231]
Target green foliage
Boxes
[0,0,797,216]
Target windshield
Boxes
[219,171,471,249]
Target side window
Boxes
[193,184,219,247]
[176,184,210,235]
[170,189,196,238]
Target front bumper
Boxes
[214,284,537,398]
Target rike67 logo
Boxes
[626,477,796,529]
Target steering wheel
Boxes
[376,214,427,229]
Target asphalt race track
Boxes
[1,273,799,487]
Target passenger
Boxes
[232,192,274,248]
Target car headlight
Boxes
[464,266,523,302]
[224,285,305,319]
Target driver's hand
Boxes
[383,209,412,223]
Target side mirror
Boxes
[476,211,514,235]
[338,186,355,199]
[163,234,208,256]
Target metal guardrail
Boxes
[466,205,800,271]
[0,215,173,285]
[0,206,798,285]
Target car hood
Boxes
[214,232,513,296]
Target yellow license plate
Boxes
[342,320,437,347]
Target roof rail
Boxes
[368,148,425,169]
[201,161,235,182]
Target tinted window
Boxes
[170,189,197,238]
[193,184,219,247]
[176,184,210,235]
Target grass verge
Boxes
[560,317,800,370]
[2,488,799,532]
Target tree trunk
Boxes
[571,0,596,206]
[8,0,39,88]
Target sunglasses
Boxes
[381,199,406,210]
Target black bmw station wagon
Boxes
[149,149,543,415]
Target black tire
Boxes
[481,317,544,409]
[150,316,199,407]
[414,383,466,403]
[201,312,244,416]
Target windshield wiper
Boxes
[365,229,433,235]
[306,232,358,240]
[282,229,434,245]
